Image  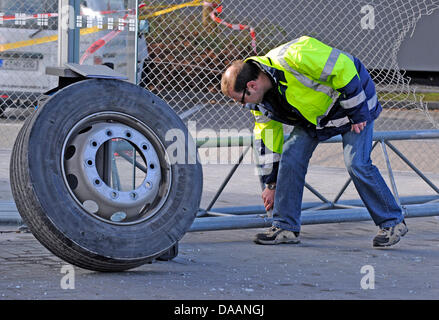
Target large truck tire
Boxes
[10,79,202,272]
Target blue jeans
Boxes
[272,121,404,232]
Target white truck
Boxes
[0,0,147,117]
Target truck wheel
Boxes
[10,79,202,272]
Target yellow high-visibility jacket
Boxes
[247,36,382,184]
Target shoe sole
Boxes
[373,236,401,247]
[373,227,408,248]
[400,227,408,237]
[254,238,300,245]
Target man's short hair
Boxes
[221,60,260,96]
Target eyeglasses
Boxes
[240,87,248,105]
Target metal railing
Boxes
[190,129,439,232]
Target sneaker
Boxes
[254,226,300,245]
[373,220,408,247]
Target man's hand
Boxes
[262,187,275,211]
[351,121,367,134]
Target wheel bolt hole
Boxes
[64,145,76,160]
[66,174,78,190]
[149,163,155,169]
[91,140,98,147]
[106,130,112,137]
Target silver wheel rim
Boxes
[61,112,172,225]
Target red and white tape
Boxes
[203,2,257,54]
[0,2,258,62]
[79,28,123,64]
[79,12,131,64]
[0,12,58,22]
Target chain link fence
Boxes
[0,0,438,179]
[0,0,58,137]
[138,0,439,174]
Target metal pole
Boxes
[304,182,332,204]
[208,194,439,215]
[204,145,251,212]
[111,151,121,191]
[385,140,439,194]
[189,203,439,232]
[69,0,80,63]
[127,0,139,84]
[196,130,439,148]
[58,0,80,65]
[114,144,148,173]
[58,0,70,67]
[380,140,401,206]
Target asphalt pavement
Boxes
[1,158,439,301]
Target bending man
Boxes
[220,36,407,247]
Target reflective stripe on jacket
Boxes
[250,109,283,184]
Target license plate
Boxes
[0,58,38,71]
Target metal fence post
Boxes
[58,0,79,65]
